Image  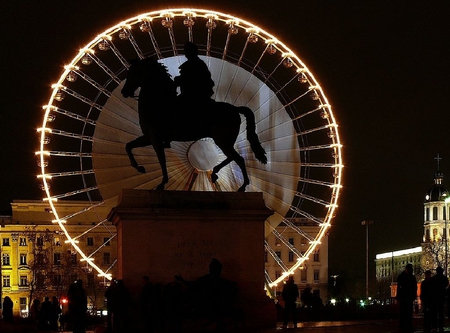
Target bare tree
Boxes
[421,237,447,276]
[20,227,84,312]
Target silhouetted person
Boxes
[174,41,215,111]
[40,296,52,330]
[30,299,40,328]
[396,263,417,333]
[68,279,87,333]
[281,275,299,329]
[111,279,131,333]
[430,266,449,333]
[420,270,433,333]
[105,279,117,333]
[50,296,61,331]
[2,296,13,323]
[176,258,238,329]
[141,276,156,333]
[301,284,313,320]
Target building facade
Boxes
[265,218,328,302]
[1,200,117,317]
[375,163,450,296]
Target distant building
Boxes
[265,218,328,301]
[0,200,117,317]
[375,158,450,296]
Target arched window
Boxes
[426,207,430,221]
[433,228,438,241]
[433,207,438,220]
[426,229,430,242]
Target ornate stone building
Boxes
[0,200,117,317]
[375,160,450,296]
[265,218,328,301]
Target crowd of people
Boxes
[397,263,450,333]
[29,296,62,331]
[420,266,449,333]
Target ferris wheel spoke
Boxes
[161,14,178,56]
[274,73,304,96]
[107,40,131,69]
[292,105,327,121]
[281,219,317,243]
[182,11,195,43]
[289,207,323,226]
[222,19,239,60]
[46,151,91,158]
[294,192,332,207]
[48,186,99,201]
[47,129,93,141]
[55,85,102,110]
[59,202,106,223]
[298,177,335,188]
[296,123,336,136]
[205,13,217,56]
[43,106,96,126]
[38,170,95,179]
[83,52,121,84]
[139,17,163,59]
[265,241,289,272]
[126,30,145,59]
[271,229,303,257]
[71,69,112,98]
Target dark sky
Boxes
[1,1,449,292]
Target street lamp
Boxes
[361,220,373,299]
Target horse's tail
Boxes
[238,107,267,164]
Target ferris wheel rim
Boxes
[36,8,343,286]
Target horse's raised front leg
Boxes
[211,157,232,183]
[214,147,250,192]
[126,136,152,173]
[153,142,169,190]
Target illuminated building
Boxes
[0,200,116,317]
[375,159,449,295]
[265,218,328,301]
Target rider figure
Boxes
[174,41,215,114]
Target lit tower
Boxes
[422,154,449,274]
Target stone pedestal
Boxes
[107,189,276,329]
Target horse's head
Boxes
[121,57,175,99]
[121,58,143,98]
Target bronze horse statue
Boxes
[121,57,267,191]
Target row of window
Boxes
[2,273,99,288]
[2,275,28,287]
[2,237,110,247]
[2,252,112,266]
[425,206,448,221]
[273,268,321,283]
[265,251,320,263]
[274,237,309,247]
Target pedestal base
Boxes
[108,189,276,329]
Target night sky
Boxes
[1,1,449,294]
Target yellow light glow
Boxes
[35,151,50,156]
[37,175,52,179]
[182,11,197,17]
[138,15,153,22]
[37,128,52,133]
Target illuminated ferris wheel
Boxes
[36,8,343,286]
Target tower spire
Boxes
[434,153,443,185]
[435,153,442,171]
